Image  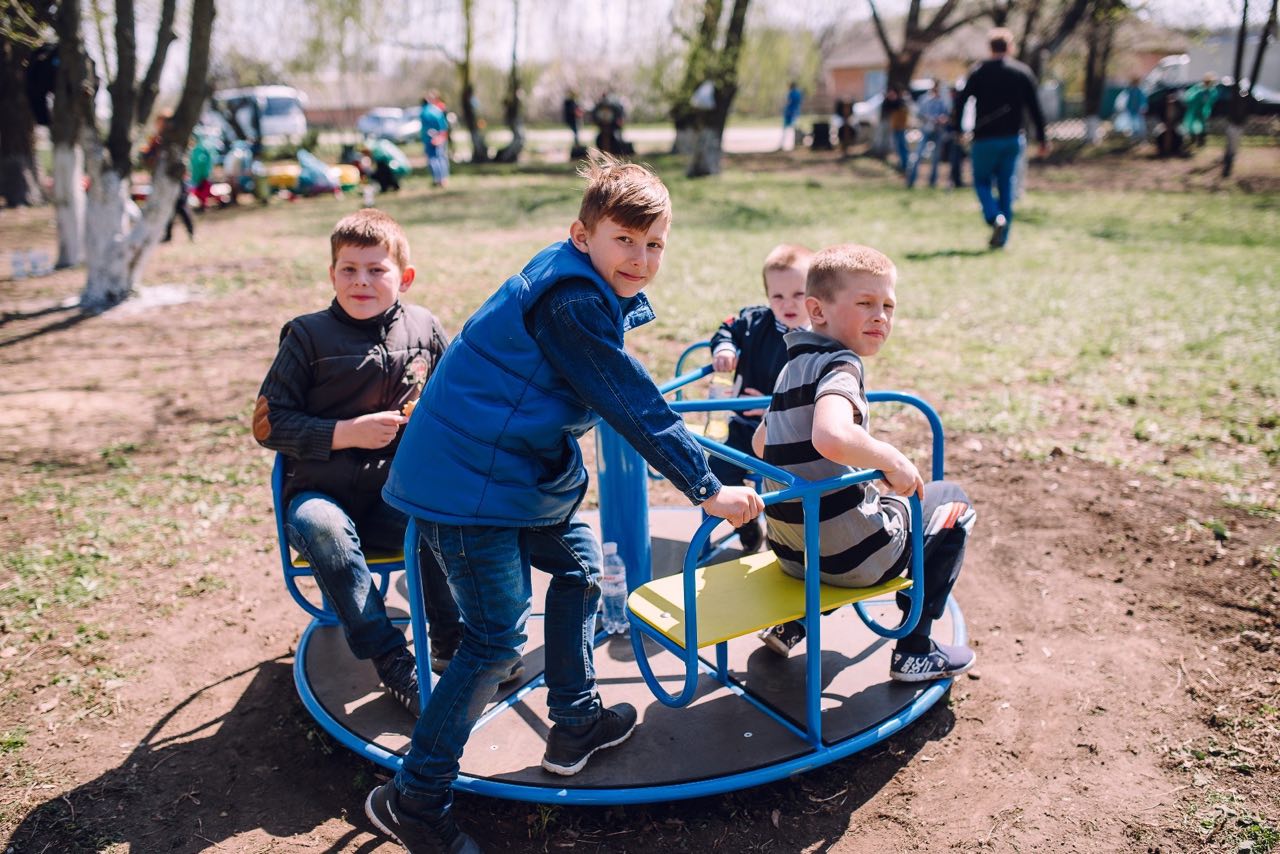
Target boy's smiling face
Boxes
[569,214,670,299]
[765,266,809,329]
[330,243,415,320]
[807,271,896,357]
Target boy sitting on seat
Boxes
[709,243,812,552]
[364,153,764,854]
[752,243,976,682]
[252,209,464,717]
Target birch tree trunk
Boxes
[76,0,214,311]
[52,143,86,268]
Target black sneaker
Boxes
[429,641,456,676]
[365,781,482,853]
[736,521,763,554]
[989,214,1009,249]
[541,703,637,776]
[374,648,421,718]
[890,640,976,682]
[757,620,806,657]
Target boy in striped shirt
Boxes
[751,244,976,681]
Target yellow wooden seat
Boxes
[288,551,404,570]
[628,550,912,650]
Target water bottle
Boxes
[706,373,734,442]
[599,542,629,634]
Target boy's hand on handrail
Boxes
[740,385,766,417]
[881,457,925,500]
[333,411,408,450]
[702,485,764,529]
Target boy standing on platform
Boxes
[367,154,763,853]
[709,243,812,552]
[752,244,976,683]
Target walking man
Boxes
[952,28,1048,249]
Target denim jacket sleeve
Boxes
[530,282,722,505]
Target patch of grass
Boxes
[0,728,26,754]
[178,572,228,597]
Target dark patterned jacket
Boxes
[253,299,447,511]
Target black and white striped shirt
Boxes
[761,329,907,586]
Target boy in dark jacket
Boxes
[364,155,764,854]
[252,209,463,718]
[708,243,813,552]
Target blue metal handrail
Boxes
[627,433,926,746]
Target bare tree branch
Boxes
[106,0,137,176]
[135,0,178,125]
[866,0,897,55]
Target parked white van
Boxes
[212,85,308,145]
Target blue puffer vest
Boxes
[384,240,625,526]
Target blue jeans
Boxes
[907,128,945,188]
[395,515,603,805]
[424,142,449,185]
[969,134,1025,235]
[892,129,910,172]
[286,491,461,660]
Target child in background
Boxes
[708,243,812,552]
[365,154,763,854]
[752,243,976,682]
[253,209,463,717]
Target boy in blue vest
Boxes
[253,209,463,719]
[708,243,812,552]
[366,155,765,853]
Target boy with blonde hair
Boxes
[708,243,812,551]
[253,209,462,718]
[366,154,763,853]
[752,243,976,682]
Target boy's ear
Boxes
[804,295,824,323]
[399,265,416,293]
[569,220,590,251]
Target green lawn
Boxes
[198,155,1280,513]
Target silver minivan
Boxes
[212,85,308,144]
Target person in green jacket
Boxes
[1180,74,1219,147]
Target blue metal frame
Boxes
[291,596,966,804]
[288,357,964,805]
[626,439,926,748]
[272,454,399,623]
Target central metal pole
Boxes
[595,424,651,591]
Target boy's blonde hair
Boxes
[576,151,671,232]
[761,243,813,292]
[806,243,897,302]
[330,209,411,271]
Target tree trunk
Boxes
[1082,6,1115,146]
[494,0,524,164]
[54,0,93,269]
[0,36,44,207]
[1223,0,1252,178]
[78,0,215,311]
[53,144,86,268]
[685,0,750,178]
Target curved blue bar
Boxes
[295,592,966,806]
[670,341,713,400]
[867,391,945,482]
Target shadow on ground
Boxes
[4,650,955,852]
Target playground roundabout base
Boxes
[294,507,966,806]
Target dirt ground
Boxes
[0,148,1277,854]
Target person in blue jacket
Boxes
[363,153,765,854]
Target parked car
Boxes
[356,107,422,144]
[211,85,308,145]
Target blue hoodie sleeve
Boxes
[530,282,722,505]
